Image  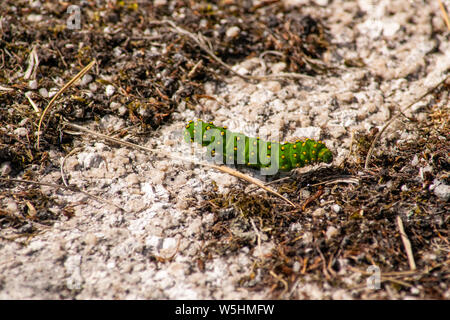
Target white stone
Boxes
[312,208,325,217]
[326,226,339,239]
[105,84,115,97]
[13,127,28,137]
[1,162,12,176]
[291,127,321,140]
[226,26,240,39]
[332,204,341,213]
[28,80,38,89]
[80,74,93,86]
[39,88,48,98]
[27,14,43,22]
[432,180,450,202]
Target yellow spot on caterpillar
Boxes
[303,151,306,155]
[206,126,211,130]
[209,121,213,124]
[312,150,316,154]
[223,126,228,129]
[281,155,285,159]
[305,159,309,163]
[193,129,196,134]
[302,143,306,147]
[296,163,300,167]
[281,146,285,151]
[190,139,194,142]
[293,153,297,158]
[189,120,193,123]
[267,155,271,158]
[186,124,190,129]
[257,137,260,140]
[236,137,240,141]
[313,144,317,148]
[221,131,225,136]
[217,141,221,145]
[268,145,271,150]
[293,144,297,149]
[234,147,237,151]
[282,165,286,169]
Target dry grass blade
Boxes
[364,75,449,169]
[36,60,96,149]
[247,176,291,193]
[210,165,297,207]
[63,122,297,207]
[438,0,450,30]
[25,91,40,114]
[310,176,360,186]
[396,215,417,271]
[269,270,289,297]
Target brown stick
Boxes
[396,215,417,271]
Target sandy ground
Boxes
[0,0,449,299]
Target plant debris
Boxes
[197,101,449,298]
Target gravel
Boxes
[0,0,448,299]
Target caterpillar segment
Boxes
[184,120,333,172]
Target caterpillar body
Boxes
[184,120,333,173]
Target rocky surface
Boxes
[0,0,449,299]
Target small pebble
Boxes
[125,173,140,186]
[27,14,43,22]
[433,182,450,202]
[28,80,38,89]
[13,127,28,137]
[332,204,341,213]
[1,162,12,176]
[6,200,18,213]
[39,88,49,98]
[312,208,325,217]
[80,74,93,86]
[326,226,339,239]
[226,26,240,39]
[89,82,98,92]
[105,84,115,97]
[292,261,301,273]
[49,87,59,98]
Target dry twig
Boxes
[438,0,450,30]
[396,215,417,271]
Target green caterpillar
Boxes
[184,119,332,174]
